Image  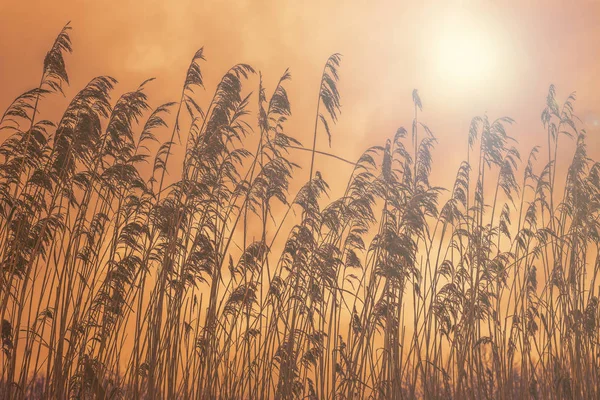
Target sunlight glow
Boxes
[434,11,499,89]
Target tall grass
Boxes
[0,25,598,400]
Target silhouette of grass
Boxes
[0,25,598,400]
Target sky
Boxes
[1,0,599,189]
[1,0,599,379]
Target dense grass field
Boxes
[0,25,599,399]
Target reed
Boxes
[0,25,598,400]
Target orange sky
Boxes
[1,0,599,188]
[0,0,599,387]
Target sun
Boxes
[433,10,500,89]
[438,29,495,83]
